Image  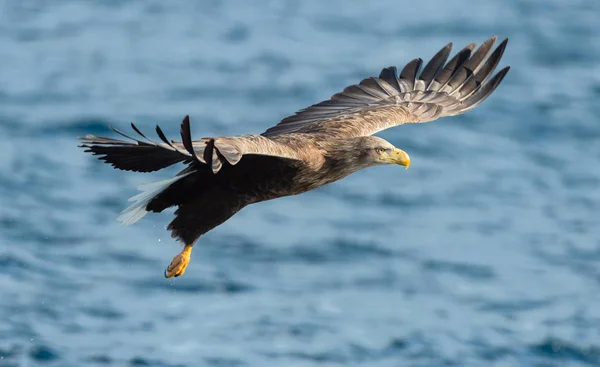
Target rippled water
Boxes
[1,1,599,366]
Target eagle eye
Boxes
[376,147,385,155]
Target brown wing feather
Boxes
[80,115,306,174]
[262,37,509,139]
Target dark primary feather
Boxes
[399,58,423,91]
[262,36,509,138]
[444,37,497,95]
[78,124,193,172]
[180,115,202,162]
[378,66,401,91]
[456,39,508,100]
[458,66,510,113]
[417,42,452,90]
[429,42,476,92]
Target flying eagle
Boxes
[79,36,509,278]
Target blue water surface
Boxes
[1,1,599,366]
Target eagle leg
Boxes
[164,245,193,278]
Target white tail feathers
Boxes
[116,171,194,226]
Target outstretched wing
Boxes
[262,36,510,138]
[79,115,304,174]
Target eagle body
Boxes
[79,37,510,277]
[138,134,392,244]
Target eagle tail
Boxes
[116,170,195,226]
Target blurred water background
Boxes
[1,1,599,366]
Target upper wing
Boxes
[79,115,304,174]
[262,36,510,138]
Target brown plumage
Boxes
[79,36,510,277]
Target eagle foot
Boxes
[164,245,192,278]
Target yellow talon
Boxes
[164,245,193,278]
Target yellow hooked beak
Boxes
[390,148,411,170]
